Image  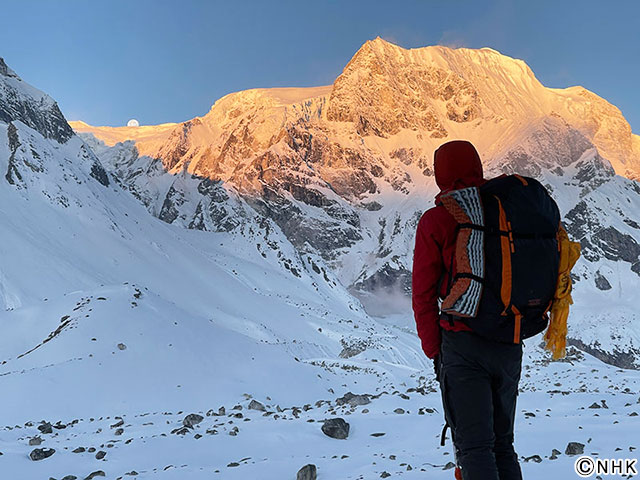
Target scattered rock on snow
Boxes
[321,418,350,439]
[53,421,67,430]
[29,447,55,461]
[594,271,612,291]
[110,419,124,428]
[95,450,106,459]
[29,436,43,446]
[418,407,436,415]
[297,463,317,480]
[565,442,585,456]
[248,400,266,412]
[171,427,190,435]
[84,471,105,480]
[336,392,371,407]
[523,455,542,463]
[183,414,204,428]
[117,343,127,350]
[38,422,53,434]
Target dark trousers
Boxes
[439,329,523,480]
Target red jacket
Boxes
[412,141,486,359]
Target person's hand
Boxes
[433,354,441,382]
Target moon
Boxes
[127,119,140,127]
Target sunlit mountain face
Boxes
[72,38,640,368]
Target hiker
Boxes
[412,140,565,480]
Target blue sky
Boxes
[2,0,638,132]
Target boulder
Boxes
[565,442,585,456]
[321,418,350,439]
[248,400,266,412]
[297,464,317,480]
[182,413,204,428]
[29,448,55,461]
[335,392,370,407]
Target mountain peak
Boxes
[365,36,402,51]
[74,41,640,181]
[0,57,18,78]
[340,40,541,97]
[0,58,74,143]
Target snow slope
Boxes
[0,112,427,418]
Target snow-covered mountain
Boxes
[1,41,638,479]
[0,54,449,478]
[72,38,640,369]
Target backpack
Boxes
[439,174,561,344]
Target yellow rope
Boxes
[543,228,581,360]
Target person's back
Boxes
[412,140,525,480]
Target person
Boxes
[412,140,524,480]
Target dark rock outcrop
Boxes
[335,392,371,407]
[321,418,350,439]
[37,421,53,434]
[84,472,106,480]
[594,271,612,290]
[248,400,266,412]
[182,414,204,428]
[567,338,639,370]
[0,58,73,143]
[29,447,55,461]
[565,442,585,456]
[297,464,317,480]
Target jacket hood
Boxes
[434,140,485,202]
